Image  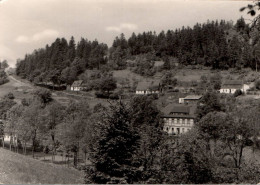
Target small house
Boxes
[3,133,18,147]
[179,95,202,104]
[162,104,196,135]
[71,80,84,91]
[220,80,249,94]
[136,80,162,95]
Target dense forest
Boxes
[16,17,260,84]
[16,37,108,85]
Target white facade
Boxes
[71,86,82,91]
[220,84,250,94]
[136,90,159,95]
[4,134,17,145]
[220,88,237,94]
[163,117,194,135]
[179,98,185,104]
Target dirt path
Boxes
[0,75,34,99]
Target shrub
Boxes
[234,89,243,97]
[255,80,260,90]
[5,92,15,99]
[109,92,119,100]
[95,91,110,99]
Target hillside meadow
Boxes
[0,148,84,184]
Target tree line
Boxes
[16,37,108,85]
[109,18,260,70]
[15,17,260,83]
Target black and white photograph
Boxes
[1,0,260,184]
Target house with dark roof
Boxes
[220,80,249,94]
[179,95,202,104]
[71,80,84,91]
[161,104,196,135]
[136,80,162,95]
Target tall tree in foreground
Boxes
[87,101,141,184]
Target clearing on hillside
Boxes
[0,148,84,184]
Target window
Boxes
[169,118,172,124]
[190,119,194,125]
[185,119,187,124]
[179,119,182,124]
[174,119,177,124]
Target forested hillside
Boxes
[16,18,260,84]
[16,37,108,85]
[109,18,257,70]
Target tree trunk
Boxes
[52,134,55,162]
[74,151,78,167]
[84,152,87,165]
[25,142,27,155]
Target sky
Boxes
[0,0,253,67]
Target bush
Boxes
[109,92,119,100]
[5,92,14,99]
[95,91,110,99]
[234,89,243,97]
[255,80,260,90]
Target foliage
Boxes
[196,92,225,119]
[233,89,243,97]
[57,100,91,167]
[161,72,177,88]
[16,37,108,84]
[33,89,53,105]
[0,98,16,119]
[87,101,141,183]
[133,55,156,76]
[255,79,260,90]
[5,92,15,100]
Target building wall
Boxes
[136,90,159,95]
[163,117,194,135]
[243,84,250,94]
[220,86,249,94]
[179,98,184,104]
[71,86,82,91]
[4,134,17,144]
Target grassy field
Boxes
[0,148,84,184]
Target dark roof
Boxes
[223,80,242,85]
[136,80,160,91]
[71,80,83,87]
[222,80,243,89]
[161,104,196,118]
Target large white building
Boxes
[162,104,196,135]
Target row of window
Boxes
[164,118,194,125]
[164,127,191,134]
[136,90,159,94]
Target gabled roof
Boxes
[184,95,202,100]
[136,80,160,91]
[161,104,196,118]
[223,80,243,85]
[71,80,83,87]
[222,80,243,89]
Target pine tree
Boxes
[88,102,141,184]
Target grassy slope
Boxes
[0,148,84,184]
